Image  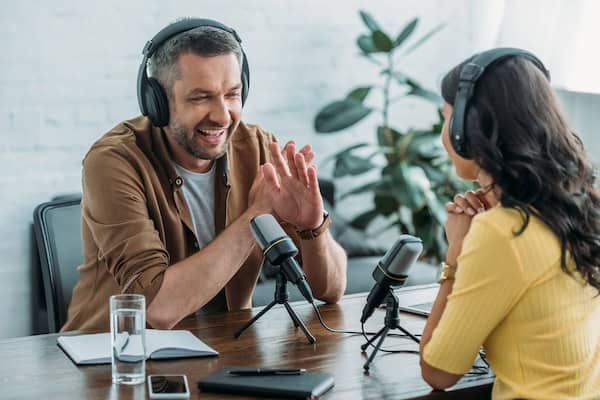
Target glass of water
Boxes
[110,294,146,385]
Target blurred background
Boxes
[1,0,599,338]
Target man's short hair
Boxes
[148,26,243,100]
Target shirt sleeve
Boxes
[81,145,169,305]
[423,215,527,374]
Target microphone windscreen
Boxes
[381,235,423,278]
[249,214,287,250]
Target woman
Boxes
[419,48,600,399]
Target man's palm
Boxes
[263,142,324,229]
[272,173,323,229]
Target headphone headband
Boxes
[137,18,250,127]
[142,18,242,58]
[450,47,550,159]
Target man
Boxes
[62,20,347,332]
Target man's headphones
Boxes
[449,47,550,159]
[136,18,250,128]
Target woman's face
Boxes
[441,102,480,181]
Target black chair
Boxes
[33,196,83,333]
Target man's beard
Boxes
[169,120,229,160]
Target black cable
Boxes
[311,302,490,375]
[479,349,489,367]
[312,302,419,355]
[360,322,420,354]
[311,302,420,339]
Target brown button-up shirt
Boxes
[62,116,277,332]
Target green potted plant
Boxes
[314,10,472,262]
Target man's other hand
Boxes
[263,142,324,229]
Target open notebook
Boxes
[58,329,218,365]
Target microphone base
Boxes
[361,290,420,372]
[233,272,316,344]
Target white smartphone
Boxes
[148,375,190,399]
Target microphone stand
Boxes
[234,269,316,344]
[361,288,420,371]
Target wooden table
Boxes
[2,284,493,399]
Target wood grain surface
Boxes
[1,285,493,399]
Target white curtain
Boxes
[472,0,600,94]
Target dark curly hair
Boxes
[441,55,600,292]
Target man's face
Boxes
[167,52,242,161]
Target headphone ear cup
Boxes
[449,114,458,152]
[145,78,170,127]
[448,112,471,159]
[240,52,250,106]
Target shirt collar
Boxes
[151,126,230,189]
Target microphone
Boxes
[360,235,423,323]
[249,214,314,304]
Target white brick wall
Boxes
[2,0,595,338]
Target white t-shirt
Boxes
[173,162,216,250]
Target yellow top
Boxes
[423,206,600,400]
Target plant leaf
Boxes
[406,79,443,104]
[405,131,445,160]
[424,190,447,225]
[390,163,426,209]
[374,193,400,216]
[339,180,380,200]
[405,165,448,226]
[339,176,395,199]
[416,161,446,185]
[347,86,372,103]
[357,34,378,54]
[377,126,401,147]
[431,109,444,132]
[393,18,419,48]
[396,131,416,161]
[359,10,381,32]
[387,70,411,84]
[405,164,432,192]
[350,209,380,230]
[323,142,371,164]
[332,142,372,157]
[388,72,441,104]
[333,153,377,177]
[314,99,372,133]
[402,23,445,57]
[372,218,412,236]
[372,30,394,52]
[414,209,435,257]
[360,52,385,67]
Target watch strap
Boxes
[296,211,331,240]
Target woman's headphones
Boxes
[136,18,250,128]
[449,47,550,159]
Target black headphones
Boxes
[450,47,550,159]
[137,18,250,128]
